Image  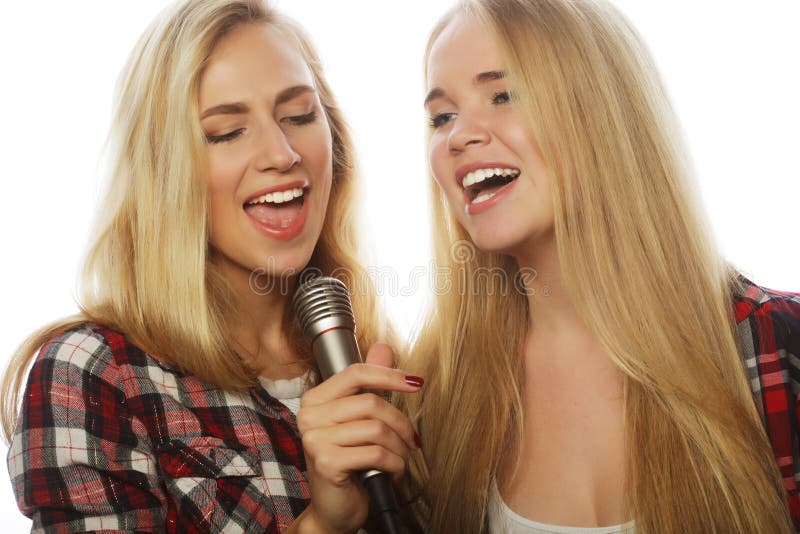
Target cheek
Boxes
[428,137,451,192]
[309,140,334,181]
[207,181,235,240]
[499,116,551,189]
[207,146,249,195]
[205,149,249,242]
[293,124,334,180]
[501,115,536,154]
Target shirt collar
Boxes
[732,273,768,324]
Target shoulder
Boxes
[733,275,800,353]
[733,274,800,320]
[31,322,168,395]
[38,322,122,370]
[732,275,800,413]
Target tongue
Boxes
[245,201,302,229]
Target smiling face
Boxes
[426,14,554,256]
[199,22,333,281]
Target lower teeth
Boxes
[473,192,496,204]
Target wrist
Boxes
[294,504,352,534]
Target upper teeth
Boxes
[247,187,304,205]
[462,168,520,189]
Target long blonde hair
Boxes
[2,0,388,442]
[402,1,792,532]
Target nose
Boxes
[447,113,490,154]
[254,121,301,173]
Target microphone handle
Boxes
[310,327,401,533]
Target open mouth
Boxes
[243,186,308,229]
[462,167,521,204]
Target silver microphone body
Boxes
[292,276,402,532]
[312,328,361,380]
[292,276,378,478]
[293,276,362,377]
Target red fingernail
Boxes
[414,432,423,449]
[405,375,424,388]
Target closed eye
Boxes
[282,111,318,126]
[206,128,244,144]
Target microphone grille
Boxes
[292,276,355,339]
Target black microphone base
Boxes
[363,471,401,534]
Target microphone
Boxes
[292,276,401,534]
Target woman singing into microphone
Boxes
[1,1,420,532]
[400,0,800,532]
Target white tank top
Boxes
[488,481,635,534]
[257,371,315,416]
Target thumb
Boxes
[364,343,395,369]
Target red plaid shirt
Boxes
[7,275,800,532]
[734,275,800,529]
[7,323,311,533]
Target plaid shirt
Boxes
[734,275,800,529]
[7,323,311,533]
[8,276,800,532]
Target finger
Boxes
[307,442,407,482]
[305,419,411,463]
[297,392,419,450]
[301,363,423,407]
[364,343,394,368]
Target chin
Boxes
[463,210,554,256]
[463,223,528,255]
[254,247,316,277]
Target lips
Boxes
[454,161,521,215]
[243,179,311,241]
[243,179,309,206]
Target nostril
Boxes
[448,123,491,152]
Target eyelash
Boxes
[429,113,456,129]
[205,111,319,144]
[492,90,512,105]
[283,111,318,126]
[428,91,513,129]
[206,129,244,144]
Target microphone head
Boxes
[292,276,356,341]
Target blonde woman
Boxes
[1,1,421,532]
[401,0,800,532]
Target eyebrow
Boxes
[475,70,506,83]
[200,85,316,119]
[200,102,248,119]
[275,84,315,106]
[424,70,507,107]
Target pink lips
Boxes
[243,180,310,241]
[454,161,521,216]
[463,179,519,215]
[243,180,309,205]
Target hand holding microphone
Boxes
[292,277,422,533]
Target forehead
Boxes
[427,14,505,86]
[200,23,314,102]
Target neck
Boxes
[514,236,620,379]
[217,254,307,380]
[514,237,585,338]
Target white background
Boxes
[1,1,798,530]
